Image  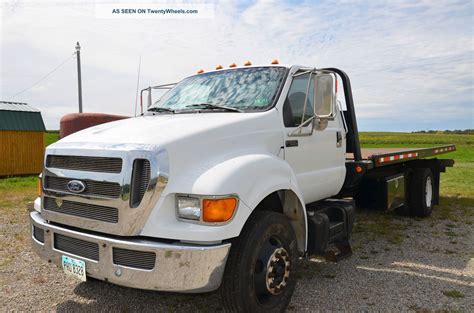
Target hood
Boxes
[51,110,283,154]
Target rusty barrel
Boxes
[60,113,129,138]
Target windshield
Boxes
[149,67,287,112]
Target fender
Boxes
[191,153,308,253]
[141,153,308,250]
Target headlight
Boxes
[176,196,201,220]
[176,195,238,223]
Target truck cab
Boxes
[30,63,454,312]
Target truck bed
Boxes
[346,144,456,168]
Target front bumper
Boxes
[30,212,230,293]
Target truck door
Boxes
[282,71,346,203]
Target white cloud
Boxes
[0,0,472,130]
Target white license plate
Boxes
[61,255,86,282]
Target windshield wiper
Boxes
[184,103,243,113]
[148,107,175,113]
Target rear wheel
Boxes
[409,168,434,217]
[219,211,298,312]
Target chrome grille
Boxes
[41,145,167,237]
[113,247,156,270]
[54,234,99,261]
[33,225,44,243]
[44,176,121,198]
[43,197,119,223]
[46,155,122,173]
[130,159,151,208]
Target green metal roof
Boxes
[0,101,46,131]
[0,101,40,112]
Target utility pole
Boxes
[75,42,83,113]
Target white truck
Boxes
[30,63,455,312]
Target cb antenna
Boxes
[134,55,142,117]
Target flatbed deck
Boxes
[346,144,456,168]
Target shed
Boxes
[0,101,46,176]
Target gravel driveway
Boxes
[1,195,472,312]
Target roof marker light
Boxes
[197,69,204,74]
[216,65,223,70]
[244,60,252,66]
[271,59,279,64]
[229,63,237,68]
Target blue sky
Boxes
[1,0,473,130]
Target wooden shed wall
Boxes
[0,130,44,176]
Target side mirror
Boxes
[139,83,176,115]
[313,74,336,119]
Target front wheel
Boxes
[219,211,298,312]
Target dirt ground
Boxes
[1,192,473,312]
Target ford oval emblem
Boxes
[67,180,86,193]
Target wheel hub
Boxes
[265,247,291,295]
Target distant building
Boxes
[0,101,46,176]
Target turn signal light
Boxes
[244,60,252,66]
[38,174,42,196]
[216,64,223,70]
[271,59,279,64]
[203,198,237,222]
[197,69,204,74]
[229,63,237,68]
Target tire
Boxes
[219,211,298,312]
[409,168,434,217]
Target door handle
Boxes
[285,140,299,147]
[336,131,342,148]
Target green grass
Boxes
[359,132,474,146]
[353,210,407,245]
[436,197,474,223]
[0,176,37,191]
[45,131,59,147]
[0,176,38,207]
[442,290,465,299]
[408,304,432,313]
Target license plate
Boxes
[61,255,86,282]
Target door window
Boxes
[283,73,315,127]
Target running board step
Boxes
[329,221,345,237]
[306,199,355,260]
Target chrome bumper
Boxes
[30,212,230,293]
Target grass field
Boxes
[45,131,59,147]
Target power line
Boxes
[7,53,76,100]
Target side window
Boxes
[283,73,315,127]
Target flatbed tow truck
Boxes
[30,63,455,312]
